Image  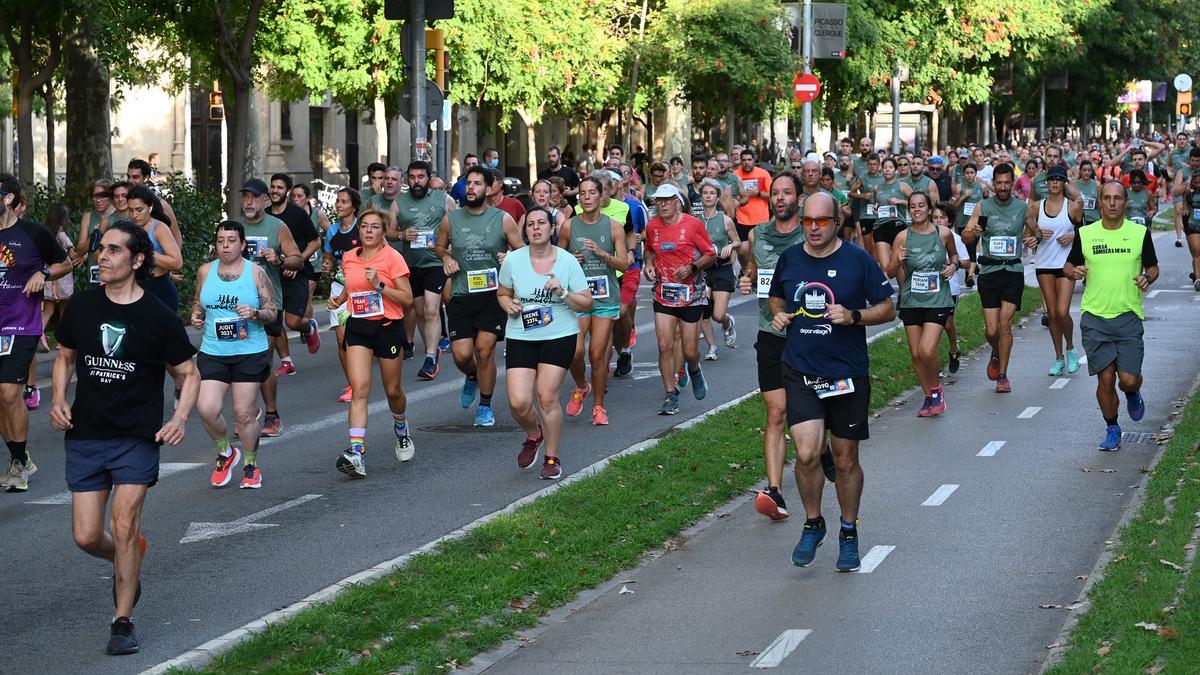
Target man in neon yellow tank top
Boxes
[1065,181,1160,451]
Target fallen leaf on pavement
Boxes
[1187,544,1197,550]
[1046,641,1062,649]
[1039,604,1063,609]
[1162,603,1177,615]
[509,598,528,610]
[736,650,760,657]
[1116,554,1128,561]
[1158,626,1179,640]
[619,584,634,595]
[1159,559,1185,571]
[1076,575,1089,580]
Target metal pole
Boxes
[891,72,901,153]
[982,99,992,145]
[801,0,813,154]
[409,1,427,163]
[1038,78,1046,139]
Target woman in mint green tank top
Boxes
[872,157,913,278]
[697,179,740,359]
[888,192,958,417]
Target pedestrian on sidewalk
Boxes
[1064,181,1159,451]
[767,192,895,572]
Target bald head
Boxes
[802,190,838,219]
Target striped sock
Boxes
[393,414,408,439]
[349,427,366,454]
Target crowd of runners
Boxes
[0,129,1182,654]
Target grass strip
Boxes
[188,286,1041,675]
[1046,389,1200,674]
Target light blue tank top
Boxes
[199,259,269,356]
[148,220,165,254]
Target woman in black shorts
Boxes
[498,207,593,480]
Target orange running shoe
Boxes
[565,382,591,417]
[591,405,609,426]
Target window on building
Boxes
[309,107,325,179]
[281,105,293,141]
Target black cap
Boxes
[239,178,269,196]
[1046,164,1068,181]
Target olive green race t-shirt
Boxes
[394,189,449,268]
[752,220,806,336]
[977,196,1027,274]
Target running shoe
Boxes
[704,345,718,361]
[22,385,39,411]
[1127,391,1145,422]
[566,382,592,417]
[438,337,451,352]
[1041,313,1050,327]
[1177,239,1185,248]
[1099,424,1121,451]
[239,465,262,489]
[540,455,563,480]
[986,352,1001,381]
[474,405,495,427]
[948,350,960,374]
[995,375,1011,393]
[305,318,321,354]
[2,457,36,492]
[336,448,367,478]
[929,387,947,416]
[917,396,933,417]
[690,367,708,400]
[460,378,479,408]
[658,390,680,415]
[1195,279,1200,292]
[820,444,836,483]
[676,367,689,389]
[403,345,414,360]
[1048,359,1065,376]
[338,385,353,403]
[210,446,242,487]
[261,413,282,437]
[1066,349,1081,374]
[835,526,861,572]
[754,487,789,521]
[591,405,609,426]
[106,617,139,655]
[518,428,543,469]
[274,360,296,377]
[418,354,440,380]
[395,434,415,462]
[724,315,737,347]
[615,351,633,377]
[791,517,826,567]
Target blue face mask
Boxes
[488,158,499,168]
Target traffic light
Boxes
[1182,103,1193,116]
[209,82,224,121]
[426,28,447,91]
[1178,90,1192,117]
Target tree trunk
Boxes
[725,94,735,151]
[517,107,539,187]
[373,96,388,163]
[222,79,260,213]
[42,85,53,187]
[16,86,34,185]
[64,24,111,194]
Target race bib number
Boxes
[911,271,941,293]
[756,268,774,299]
[904,212,913,224]
[466,267,498,293]
[963,202,977,216]
[349,291,384,318]
[660,282,691,304]
[742,179,758,192]
[988,236,1018,257]
[1130,217,1146,225]
[1082,196,1097,210]
[89,265,101,285]
[413,231,437,249]
[586,275,610,299]
[0,335,12,356]
[215,318,249,341]
[1192,208,1200,222]
[245,236,269,259]
[877,205,897,219]
[521,305,553,330]
[804,375,856,399]
[864,204,876,217]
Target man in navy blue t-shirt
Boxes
[767,192,895,572]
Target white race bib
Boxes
[877,205,897,219]
[963,202,977,216]
[911,271,941,293]
[0,335,12,356]
[520,305,553,330]
[660,282,691,304]
[756,268,774,299]
[1082,196,1097,211]
[413,231,437,249]
[466,267,499,293]
[215,318,249,341]
[89,265,101,285]
[988,236,1018,257]
[742,179,758,192]
[864,204,876,217]
[349,291,384,318]
[586,275,610,299]
[245,236,269,259]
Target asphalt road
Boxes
[1,275,902,673]
[472,232,1200,674]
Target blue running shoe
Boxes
[690,367,708,400]
[791,517,826,567]
[474,405,495,427]
[1127,391,1145,422]
[460,377,478,408]
[676,367,689,389]
[658,390,680,415]
[835,527,861,572]
[1065,348,1080,374]
[438,337,451,352]
[1098,424,1122,451]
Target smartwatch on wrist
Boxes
[377,281,386,291]
[851,309,862,325]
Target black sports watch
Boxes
[690,263,699,274]
[850,309,862,325]
[40,265,51,278]
[377,281,386,291]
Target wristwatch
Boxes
[377,281,386,291]
[850,309,862,325]
[40,265,50,277]
[690,263,699,274]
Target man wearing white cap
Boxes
[642,184,717,415]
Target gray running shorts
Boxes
[1080,311,1144,377]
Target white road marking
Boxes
[749,629,812,669]
[1050,378,1070,389]
[1079,355,1088,365]
[854,545,896,574]
[179,494,322,544]
[921,484,959,506]
[977,441,1006,457]
[25,462,205,505]
[1018,406,1042,419]
[1147,289,1189,298]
